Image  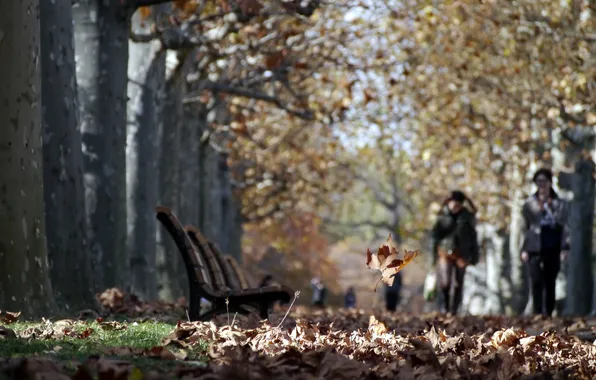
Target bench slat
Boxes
[185,226,228,292]
[224,255,250,290]
[208,242,243,290]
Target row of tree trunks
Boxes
[1,0,244,316]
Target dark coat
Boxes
[430,206,479,266]
[385,271,402,294]
[344,291,356,308]
[521,192,570,253]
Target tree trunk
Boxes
[156,55,186,301]
[178,102,201,231]
[0,0,58,317]
[506,172,530,315]
[478,224,507,315]
[228,192,244,261]
[202,145,223,247]
[40,0,97,312]
[217,154,230,253]
[126,10,166,301]
[73,0,129,291]
[565,158,595,316]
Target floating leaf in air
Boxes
[366,234,419,291]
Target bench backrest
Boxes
[155,207,216,295]
[224,255,251,290]
[185,226,228,291]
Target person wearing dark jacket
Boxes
[384,271,402,312]
[520,168,569,316]
[430,190,480,315]
[311,277,327,308]
[344,287,356,309]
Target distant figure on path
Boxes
[259,274,274,288]
[430,190,480,315]
[520,168,569,317]
[311,277,327,308]
[344,286,357,309]
[384,271,402,312]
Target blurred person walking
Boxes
[384,271,402,312]
[344,286,357,309]
[430,190,480,315]
[520,168,569,317]
[311,277,327,308]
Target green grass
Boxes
[0,319,208,373]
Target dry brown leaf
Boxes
[367,315,388,335]
[366,234,419,291]
[491,328,525,348]
[0,310,21,324]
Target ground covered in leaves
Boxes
[1,289,596,379]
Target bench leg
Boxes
[259,303,269,319]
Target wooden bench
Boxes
[155,206,293,321]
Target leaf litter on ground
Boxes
[1,290,596,379]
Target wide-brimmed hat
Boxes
[448,190,466,203]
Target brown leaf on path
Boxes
[425,325,446,350]
[368,315,388,335]
[0,310,21,324]
[98,321,127,331]
[366,234,419,291]
[490,328,525,348]
[403,338,441,369]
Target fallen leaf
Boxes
[368,315,388,335]
[0,310,21,324]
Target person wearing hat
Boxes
[310,277,327,308]
[520,168,569,316]
[430,190,480,314]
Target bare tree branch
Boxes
[184,81,314,120]
[352,172,396,210]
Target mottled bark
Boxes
[478,224,507,315]
[228,192,244,261]
[565,159,595,316]
[156,56,186,301]
[40,0,97,311]
[505,188,529,315]
[73,0,129,290]
[126,9,166,301]
[0,0,57,317]
[202,145,223,246]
